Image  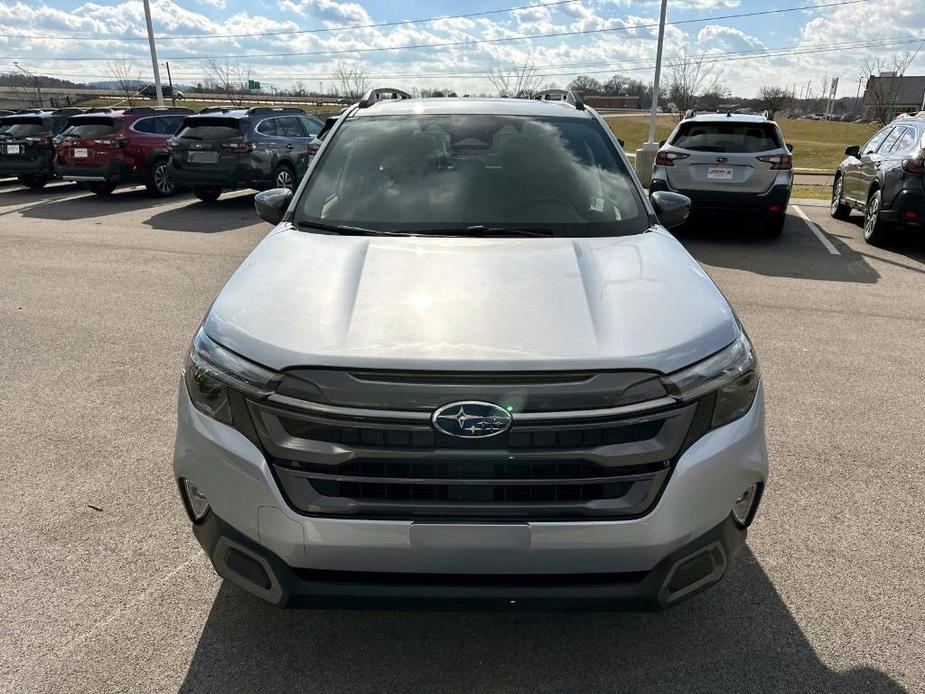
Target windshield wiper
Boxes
[297,220,409,236]
[404,225,554,237]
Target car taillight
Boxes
[222,142,255,153]
[95,137,128,148]
[25,136,52,145]
[901,157,925,174]
[757,154,792,170]
[655,151,690,166]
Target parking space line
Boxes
[792,205,840,255]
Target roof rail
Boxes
[357,88,413,109]
[16,108,44,114]
[122,106,194,115]
[50,108,85,115]
[761,110,771,119]
[83,107,113,113]
[683,109,696,119]
[534,88,585,111]
[198,106,229,114]
[245,106,305,115]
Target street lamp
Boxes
[635,0,668,186]
[13,61,42,108]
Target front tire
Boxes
[17,175,48,189]
[146,159,176,197]
[193,187,222,202]
[830,176,851,220]
[86,181,118,195]
[862,189,891,246]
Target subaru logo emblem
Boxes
[716,156,728,163]
[432,401,512,439]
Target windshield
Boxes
[295,114,647,236]
[671,121,781,153]
[61,118,124,138]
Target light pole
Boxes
[164,61,176,107]
[635,0,668,186]
[13,61,42,108]
[142,0,165,106]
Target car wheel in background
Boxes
[830,177,852,220]
[86,181,118,195]
[862,189,891,246]
[760,214,785,238]
[146,159,177,197]
[193,187,222,202]
[17,175,49,189]
[273,164,295,192]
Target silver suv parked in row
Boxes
[650,111,793,237]
[174,89,768,610]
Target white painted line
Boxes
[792,204,840,255]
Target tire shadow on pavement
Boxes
[143,192,260,233]
[674,213,880,284]
[179,547,905,694]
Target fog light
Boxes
[179,478,210,522]
[731,483,760,526]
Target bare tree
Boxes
[860,52,916,124]
[699,83,730,112]
[567,74,604,97]
[331,63,370,100]
[758,85,792,119]
[487,60,542,98]
[667,50,719,120]
[202,58,251,106]
[106,58,141,106]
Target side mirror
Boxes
[658,139,666,147]
[254,188,293,225]
[845,145,860,158]
[786,143,794,153]
[617,138,625,148]
[650,191,691,230]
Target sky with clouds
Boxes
[0,0,922,97]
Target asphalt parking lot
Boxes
[1,181,923,693]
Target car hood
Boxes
[205,226,737,374]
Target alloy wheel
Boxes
[154,163,175,195]
[864,192,880,240]
[831,179,842,214]
[276,169,293,191]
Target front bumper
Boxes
[174,382,768,609]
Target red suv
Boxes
[55,107,192,195]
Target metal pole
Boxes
[142,0,164,106]
[13,62,42,108]
[646,0,669,144]
[165,61,175,107]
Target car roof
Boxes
[350,97,593,119]
[682,112,773,124]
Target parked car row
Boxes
[0,105,326,198]
[650,110,794,237]
[830,111,925,245]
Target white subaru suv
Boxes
[174,89,768,610]
[650,111,794,237]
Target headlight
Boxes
[662,331,760,429]
[183,327,279,424]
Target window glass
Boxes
[1,117,48,137]
[670,121,781,153]
[61,118,124,138]
[299,115,323,137]
[862,127,893,154]
[157,116,184,134]
[133,117,157,134]
[257,118,279,136]
[296,114,647,237]
[277,117,305,137]
[890,127,917,153]
[878,127,903,153]
[176,118,243,141]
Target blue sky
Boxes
[0,0,922,97]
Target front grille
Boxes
[245,369,707,521]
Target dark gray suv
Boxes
[168,107,324,202]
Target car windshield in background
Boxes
[296,114,647,237]
[61,118,124,138]
[672,122,781,153]
[176,118,242,141]
[3,119,47,138]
